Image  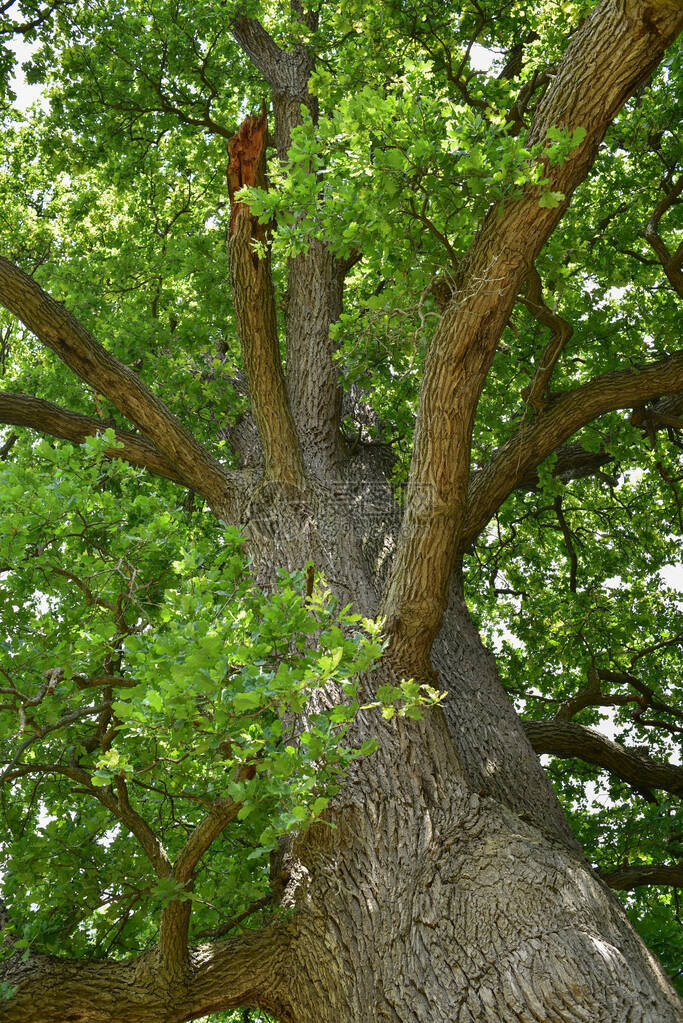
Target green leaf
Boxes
[233,691,262,712]
[538,190,565,209]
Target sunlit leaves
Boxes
[0,434,389,952]
[0,0,681,994]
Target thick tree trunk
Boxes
[212,486,683,1022]
[254,512,682,1022]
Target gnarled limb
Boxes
[382,0,683,676]
[0,258,233,507]
[230,15,315,159]
[227,110,304,485]
[462,351,683,552]
[0,391,190,486]
[522,719,683,798]
[0,921,291,1023]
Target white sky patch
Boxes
[605,286,627,302]
[469,43,495,73]
[660,561,683,594]
[620,467,645,486]
[100,826,120,847]
[8,35,45,112]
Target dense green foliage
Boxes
[0,431,390,955]
[0,0,681,1005]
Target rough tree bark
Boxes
[1,0,683,1021]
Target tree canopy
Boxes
[0,0,681,1017]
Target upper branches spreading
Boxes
[381,0,683,676]
[462,351,683,552]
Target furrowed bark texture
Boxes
[284,242,347,473]
[0,924,293,1023]
[381,0,683,677]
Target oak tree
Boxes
[0,0,682,1020]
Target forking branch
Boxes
[380,0,683,677]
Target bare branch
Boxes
[229,16,291,85]
[463,352,683,551]
[555,667,634,722]
[519,266,573,411]
[643,174,683,297]
[0,430,18,459]
[0,0,74,35]
[0,391,190,486]
[1,761,171,876]
[523,719,683,798]
[112,773,172,878]
[599,668,683,723]
[193,894,273,941]
[600,863,683,890]
[173,798,241,886]
[0,258,234,506]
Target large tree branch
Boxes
[0,921,291,1023]
[230,15,314,159]
[229,16,301,93]
[600,864,683,890]
[227,111,304,485]
[0,258,234,507]
[381,0,683,676]
[502,391,683,493]
[0,391,190,486]
[462,352,683,551]
[522,719,683,798]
